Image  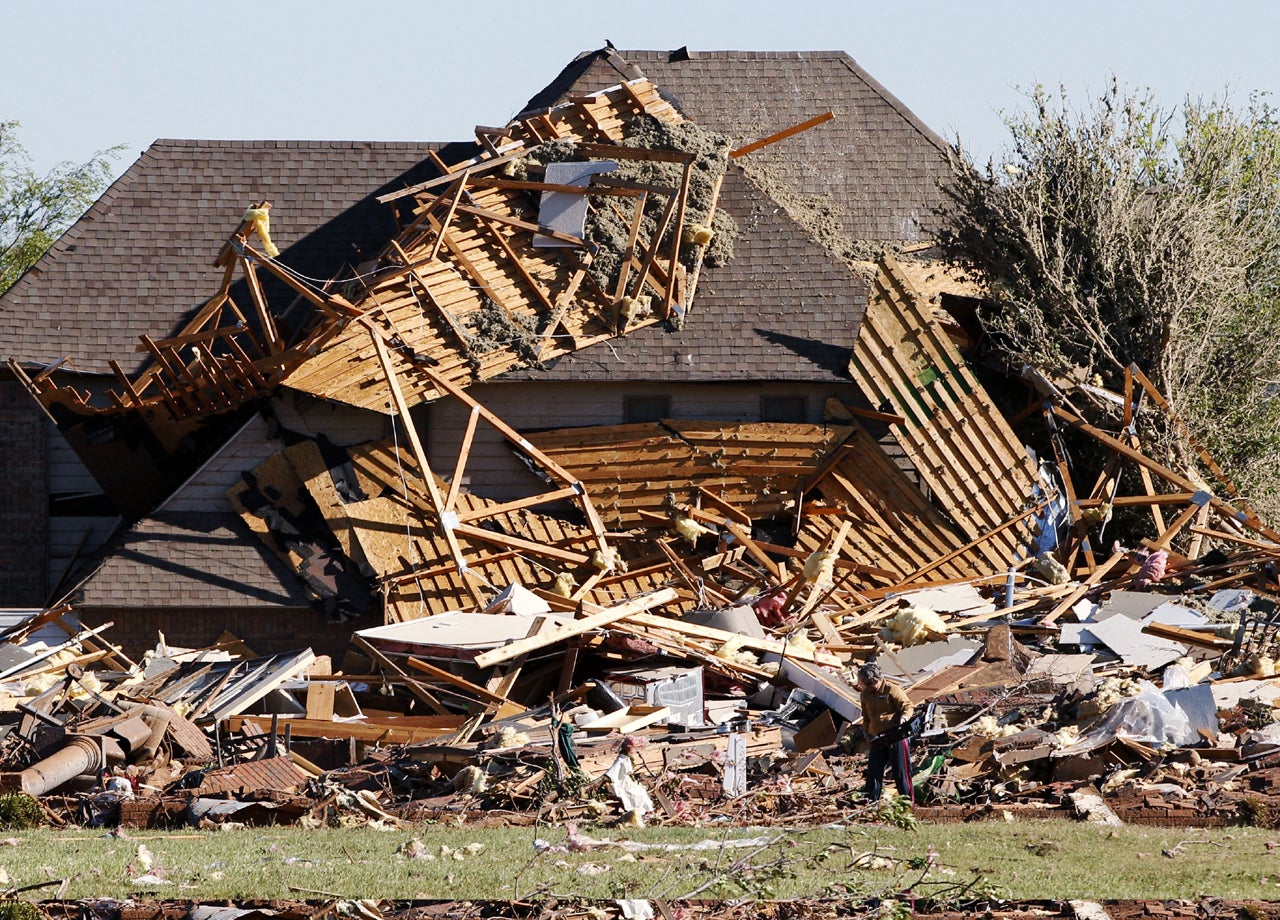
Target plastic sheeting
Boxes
[1055,680,1198,756]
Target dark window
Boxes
[624,395,671,424]
[760,395,807,423]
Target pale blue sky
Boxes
[6,0,1279,178]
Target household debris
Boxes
[0,73,1278,835]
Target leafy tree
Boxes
[939,80,1280,520]
[0,121,121,295]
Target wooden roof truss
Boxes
[15,78,723,423]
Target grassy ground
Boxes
[0,818,1278,902]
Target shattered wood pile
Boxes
[9,78,722,419]
[2,73,1280,843]
[0,252,1278,840]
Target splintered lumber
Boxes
[1141,621,1232,651]
[526,421,851,528]
[847,255,1040,571]
[351,634,450,716]
[472,587,679,668]
[26,77,701,427]
[617,611,843,668]
[228,714,466,744]
[1051,403,1280,542]
[730,111,836,158]
[798,415,974,584]
[1040,551,1129,626]
[581,704,670,733]
[406,657,513,707]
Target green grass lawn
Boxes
[1,819,1278,902]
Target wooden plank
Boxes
[664,158,695,317]
[406,657,512,706]
[484,616,555,713]
[1054,404,1280,542]
[581,704,670,733]
[377,146,528,203]
[240,258,282,352]
[450,521,591,565]
[305,682,336,721]
[612,192,648,310]
[456,203,585,247]
[621,611,843,667]
[1040,551,1128,626]
[445,405,481,513]
[350,634,451,716]
[730,111,835,158]
[722,519,784,582]
[576,142,693,164]
[368,328,488,609]
[472,587,678,668]
[840,404,907,426]
[1142,621,1232,651]
[468,177,652,198]
[229,714,464,744]
[428,170,470,262]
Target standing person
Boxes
[856,661,915,803]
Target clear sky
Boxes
[5,0,1280,179]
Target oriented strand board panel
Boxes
[847,256,1039,570]
[526,420,853,527]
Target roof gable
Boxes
[524,49,952,243]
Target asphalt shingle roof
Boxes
[0,49,951,387]
[0,140,442,375]
[76,510,310,608]
[523,49,952,242]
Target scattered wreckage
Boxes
[0,77,1278,839]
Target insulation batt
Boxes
[672,514,714,546]
[682,222,714,246]
[551,572,576,597]
[880,605,948,647]
[591,547,623,573]
[802,546,837,588]
[972,715,1021,739]
[619,295,652,326]
[1032,552,1070,585]
[242,207,280,258]
[1135,549,1168,588]
[1079,503,1113,527]
[783,633,817,657]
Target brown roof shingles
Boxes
[524,49,952,242]
[1,50,950,388]
[77,511,309,609]
[0,140,441,375]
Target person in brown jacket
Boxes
[856,661,915,803]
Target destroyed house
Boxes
[0,48,970,656]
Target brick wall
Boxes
[81,605,365,662]
[0,381,48,605]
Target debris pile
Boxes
[0,76,1278,837]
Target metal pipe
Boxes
[18,736,104,796]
